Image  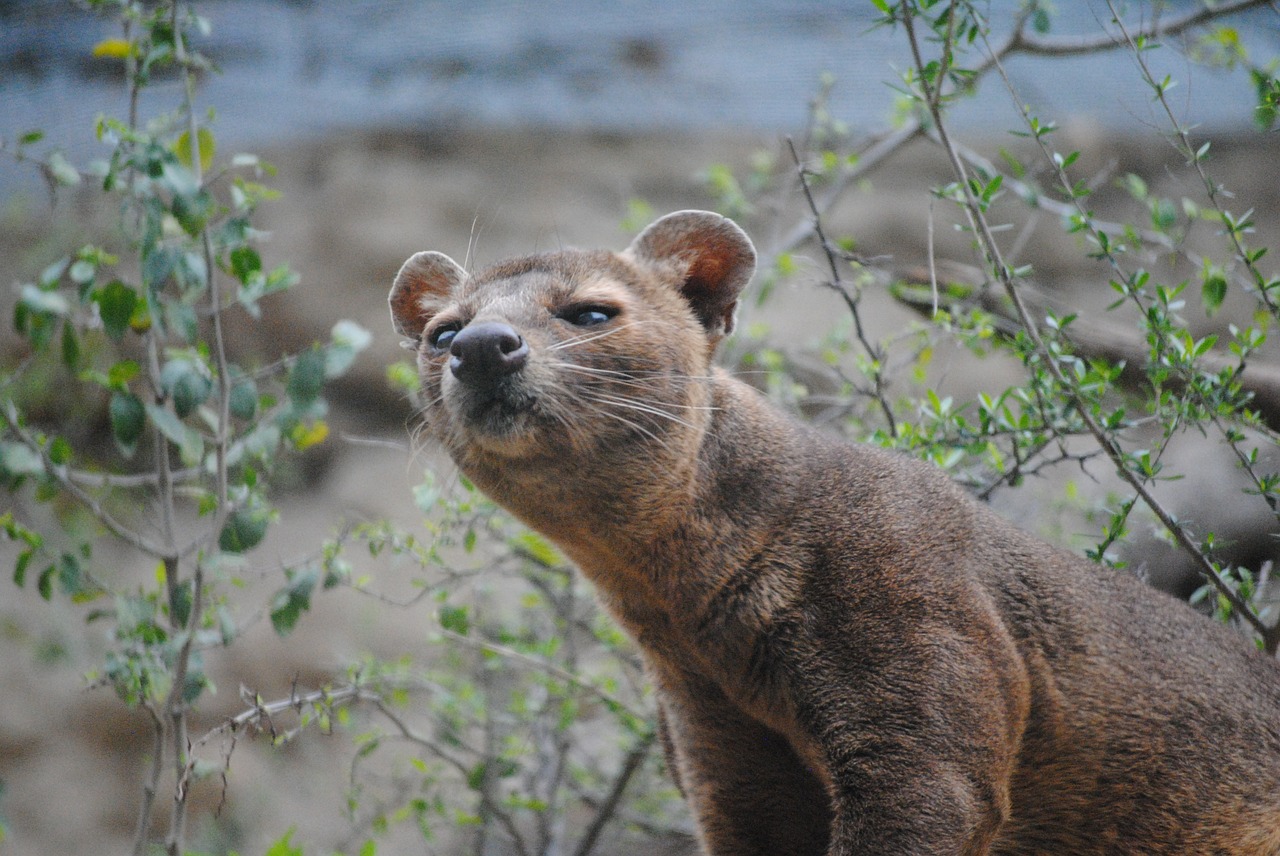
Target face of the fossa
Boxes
[388,211,755,530]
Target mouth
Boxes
[448,384,541,450]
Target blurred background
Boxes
[2,1,1279,854]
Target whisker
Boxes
[579,401,672,451]
[581,392,699,430]
[546,361,717,387]
[547,365,721,412]
[549,320,651,351]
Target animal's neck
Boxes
[483,375,811,614]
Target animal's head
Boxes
[388,210,756,481]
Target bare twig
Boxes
[1002,0,1271,58]
[571,730,657,856]
[436,627,646,721]
[132,702,167,856]
[787,137,898,436]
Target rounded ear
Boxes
[389,251,467,339]
[624,210,756,336]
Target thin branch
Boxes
[436,627,647,721]
[889,265,1280,433]
[193,682,377,748]
[132,702,166,856]
[945,136,1176,251]
[372,697,535,856]
[571,730,657,856]
[64,466,202,489]
[769,122,925,262]
[787,137,898,435]
[1003,0,1272,58]
[2,401,172,560]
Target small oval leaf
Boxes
[109,392,146,458]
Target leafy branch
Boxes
[892,0,1276,649]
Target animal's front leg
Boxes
[658,674,832,856]
[793,619,1027,855]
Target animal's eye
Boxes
[428,322,462,351]
[561,306,617,327]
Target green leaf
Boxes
[512,531,561,567]
[1151,198,1178,230]
[229,245,261,283]
[219,506,270,553]
[439,604,471,636]
[19,284,70,317]
[325,320,372,378]
[164,302,199,344]
[142,245,177,290]
[289,420,329,450]
[14,550,33,588]
[48,437,71,466]
[93,280,139,340]
[263,827,302,856]
[169,579,193,627]
[1253,68,1280,131]
[110,392,146,457]
[229,377,258,420]
[386,361,419,395]
[68,259,95,284]
[159,160,199,197]
[269,567,318,636]
[38,258,69,288]
[174,127,216,174]
[57,552,85,596]
[287,348,325,407]
[37,564,55,600]
[145,401,186,444]
[171,189,214,237]
[108,359,141,388]
[144,402,203,464]
[0,442,44,479]
[1202,268,1228,316]
[180,651,209,703]
[61,322,80,368]
[161,358,212,418]
[92,37,132,59]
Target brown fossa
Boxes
[389,210,1280,855]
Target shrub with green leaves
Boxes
[1,2,368,852]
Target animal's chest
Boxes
[616,593,832,783]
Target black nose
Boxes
[449,321,529,387]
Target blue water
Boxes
[1,0,1277,195]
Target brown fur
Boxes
[389,210,1280,855]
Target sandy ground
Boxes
[2,125,1279,854]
